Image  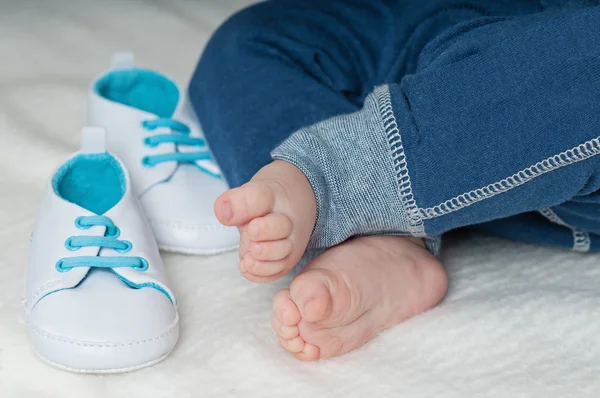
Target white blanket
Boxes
[1,1,600,397]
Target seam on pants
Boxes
[418,137,600,220]
[538,207,591,252]
[375,85,424,236]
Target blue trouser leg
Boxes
[272,3,600,253]
[189,0,542,187]
[190,0,600,253]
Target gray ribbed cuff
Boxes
[272,85,439,256]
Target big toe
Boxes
[289,269,333,323]
[215,181,274,226]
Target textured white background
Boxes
[1,1,600,397]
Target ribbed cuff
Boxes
[272,85,436,255]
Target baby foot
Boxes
[271,235,447,360]
[215,160,316,282]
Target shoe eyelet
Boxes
[106,226,120,238]
[141,120,154,130]
[135,258,149,272]
[55,259,71,273]
[115,240,132,253]
[74,216,91,230]
[64,237,80,251]
[143,137,158,148]
[141,156,154,168]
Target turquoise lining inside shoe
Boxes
[52,153,126,215]
[94,68,179,117]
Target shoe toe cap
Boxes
[140,168,239,254]
[147,216,240,255]
[27,269,178,373]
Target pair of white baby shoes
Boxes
[24,54,238,373]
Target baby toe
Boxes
[243,255,293,279]
[278,336,305,354]
[249,239,292,261]
[215,181,275,226]
[271,312,299,340]
[248,213,293,241]
[294,343,320,361]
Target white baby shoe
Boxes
[88,53,239,255]
[25,128,179,373]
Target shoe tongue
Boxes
[111,52,135,70]
[80,127,107,154]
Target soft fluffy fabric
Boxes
[95,69,179,118]
[52,153,125,214]
[2,1,600,397]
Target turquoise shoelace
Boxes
[56,216,148,272]
[140,118,219,177]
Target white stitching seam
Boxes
[376,84,597,244]
[27,315,179,347]
[538,207,568,226]
[32,347,173,374]
[418,137,600,220]
[29,280,62,310]
[573,231,592,253]
[376,86,424,236]
[538,208,591,253]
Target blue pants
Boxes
[189,0,600,253]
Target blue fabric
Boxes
[189,0,543,187]
[53,154,125,215]
[95,69,179,118]
[190,0,600,253]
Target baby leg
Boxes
[191,0,536,280]
[269,4,600,359]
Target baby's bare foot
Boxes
[215,160,316,282]
[271,235,447,360]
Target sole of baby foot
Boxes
[214,160,316,283]
[271,235,447,361]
